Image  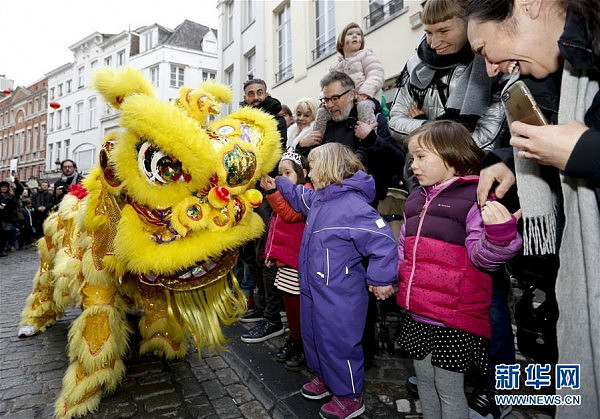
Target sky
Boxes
[2,0,219,88]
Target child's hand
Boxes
[354,120,377,140]
[265,259,274,268]
[481,201,521,225]
[260,176,276,191]
[369,285,396,300]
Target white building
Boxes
[45,20,218,178]
[218,0,425,111]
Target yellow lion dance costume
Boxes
[18,67,281,418]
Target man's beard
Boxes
[330,103,352,122]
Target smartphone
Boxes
[501,80,547,126]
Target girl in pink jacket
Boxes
[396,121,522,418]
[260,149,312,372]
[313,22,385,133]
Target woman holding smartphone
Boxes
[466,0,600,416]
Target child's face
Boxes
[408,140,456,187]
[344,28,363,54]
[279,160,299,184]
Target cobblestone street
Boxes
[0,248,271,419]
[1,248,556,418]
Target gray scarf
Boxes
[505,74,558,255]
[407,54,491,117]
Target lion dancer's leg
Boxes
[18,217,60,337]
[54,251,131,419]
[137,282,188,359]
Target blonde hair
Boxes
[336,22,365,55]
[294,97,319,120]
[308,143,365,186]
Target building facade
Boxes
[218,0,425,112]
[45,20,218,181]
[0,78,48,183]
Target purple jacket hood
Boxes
[318,170,376,204]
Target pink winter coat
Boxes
[330,49,384,99]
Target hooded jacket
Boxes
[276,171,397,289]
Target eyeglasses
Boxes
[320,89,352,105]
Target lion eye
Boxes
[137,141,185,184]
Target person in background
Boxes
[466,0,600,415]
[18,197,34,249]
[286,97,319,150]
[260,149,312,372]
[313,22,384,134]
[272,143,397,419]
[278,104,294,129]
[32,180,53,239]
[239,78,287,343]
[0,177,24,256]
[396,121,522,418]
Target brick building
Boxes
[0,79,48,183]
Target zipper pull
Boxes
[419,205,426,219]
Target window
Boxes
[78,66,85,88]
[66,79,72,93]
[65,140,70,160]
[117,50,126,66]
[27,102,32,115]
[27,128,32,150]
[76,102,84,130]
[57,141,62,163]
[276,4,292,82]
[245,49,256,79]
[76,148,95,172]
[89,98,97,128]
[170,65,185,87]
[365,0,405,29]
[42,95,46,109]
[48,143,53,166]
[225,1,234,44]
[34,98,39,113]
[50,87,55,100]
[144,29,157,51]
[49,113,54,132]
[243,0,255,26]
[56,109,62,129]
[34,126,39,150]
[150,66,159,87]
[65,106,71,127]
[58,84,63,97]
[104,56,112,67]
[202,71,216,81]
[224,66,233,88]
[313,0,335,60]
[90,60,98,69]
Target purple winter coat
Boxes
[276,171,397,397]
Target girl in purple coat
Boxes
[396,121,522,418]
[265,143,397,419]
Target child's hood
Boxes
[321,170,375,202]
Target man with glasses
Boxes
[298,71,405,201]
[52,159,81,206]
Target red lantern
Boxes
[49,101,60,110]
[2,89,10,95]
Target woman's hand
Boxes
[408,103,425,118]
[510,120,588,170]
[298,131,323,147]
[481,201,521,225]
[476,162,515,206]
[354,120,377,140]
[259,176,276,191]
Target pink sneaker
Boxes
[319,395,365,419]
[301,377,331,400]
